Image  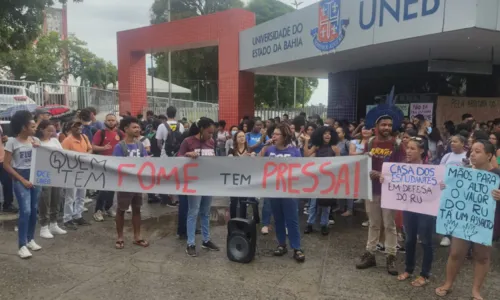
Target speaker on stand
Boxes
[226,200,257,263]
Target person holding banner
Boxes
[112,117,149,250]
[3,110,42,259]
[37,120,67,239]
[264,123,305,262]
[61,121,93,230]
[303,126,340,236]
[436,140,500,300]
[179,117,220,257]
[356,105,404,276]
[382,137,435,287]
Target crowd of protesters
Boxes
[1,105,500,300]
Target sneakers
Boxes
[440,237,451,247]
[304,224,313,234]
[161,195,177,207]
[40,226,54,239]
[261,226,269,235]
[376,243,386,253]
[83,197,93,204]
[49,223,67,235]
[93,210,104,222]
[73,217,91,226]
[126,206,132,213]
[386,255,398,276]
[201,240,220,251]
[321,226,330,236]
[27,240,42,251]
[105,209,116,218]
[18,246,32,259]
[186,245,197,257]
[2,206,19,214]
[362,220,369,227]
[397,244,406,253]
[83,207,88,212]
[64,220,78,230]
[356,252,376,269]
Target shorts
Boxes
[117,192,142,211]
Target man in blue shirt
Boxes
[113,117,148,249]
[247,120,268,154]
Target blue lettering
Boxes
[360,0,441,30]
[403,0,418,20]
[422,0,440,16]
[380,0,400,27]
[359,0,377,30]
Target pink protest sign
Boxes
[381,163,444,216]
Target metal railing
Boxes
[0,79,328,123]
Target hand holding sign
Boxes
[436,166,499,246]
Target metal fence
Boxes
[0,79,328,123]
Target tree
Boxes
[0,0,83,53]
[246,0,318,108]
[150,0,317,107]
[65,34,117,88]
[0,31,64,82]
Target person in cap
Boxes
[355,104,405,276]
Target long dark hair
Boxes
[36,120,54,139]
[232,130,248,156]
[275,123,293,146]
[311,126,339,147]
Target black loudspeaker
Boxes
[226,218,257,263]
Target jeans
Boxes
[262,198,272,226]
[339,199,354,212]
[365,195,397,256]
[270,198,301,249]
[177,195,188,236]
[0,163,14,209]
[39,187,61,226]
[63,188,86,222]
[95,190,114,213]
[216,147,226,156]
[403,211,434,278]
[307,199,331,226]
[187,195,212,246]
[13,169,41,248]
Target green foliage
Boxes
[150,0,318,107]
[64,35,117,88]
[0,0,82,52]
[0,32,63,82]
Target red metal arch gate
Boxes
[117,9,255,126]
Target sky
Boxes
[62,0,327,105]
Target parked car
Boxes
[0,85,38,112]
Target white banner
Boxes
[30,147,373,200]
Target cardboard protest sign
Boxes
[381,163,444,216]
[410,103,433,121]
[30,147,373,200]
[436,166,499,246]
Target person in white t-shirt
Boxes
[438,134,467,247]
[37,120,67,239]
[155,106,185,157]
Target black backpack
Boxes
[164,121,182,157]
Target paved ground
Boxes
[0,198,499,300]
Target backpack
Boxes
[98,129,124,146]
[82,124,94,142]
[118,140,145,157]
[164,121,182,157]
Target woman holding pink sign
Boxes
[381,136,435,287]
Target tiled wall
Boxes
[328,71,358,122]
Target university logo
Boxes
[311,0,349,52]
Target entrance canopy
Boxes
[239,0,500,78]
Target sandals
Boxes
[411,276,429,287]
[115,240,124,249]
[273,245,288,256]
[397,272,411,281]
[133,239,150,248]
[293,249,305,262]
[435,287,452,297]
